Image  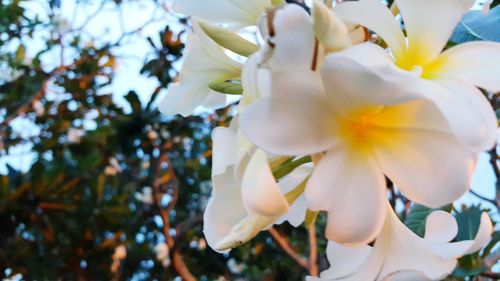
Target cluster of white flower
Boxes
[159,0,499,279]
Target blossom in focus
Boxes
[241,49,478,246]
[307,203,493,281]
[334,0,500,152]
[158,20,242,116]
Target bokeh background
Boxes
[0,0,498,280]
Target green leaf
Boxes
[404,204,452,237]
[284,176,308,205]
[15,44,25,62]
[451,6,500,43]
[454,205,483,242]
[208,80,243,95]
[272,156,312,180]
[198,20,259,57]
[304,210,318,228]
[271,0,286,5]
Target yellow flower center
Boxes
[335,104,419,156]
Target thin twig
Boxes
[470,189,498,208]
[308,225,318,276]
[151,144,196,281]
[268,227,309,271]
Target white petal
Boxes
[377,204,460,280]
[312,1,351,53]
[335,0,406,60]
[382,271,432,281]
[276,164,312,227]
[426,41,500,92]
[395,0,475,65]
[424,212,492,258]
[204,168,247,253]
[306,148,386,246]
[202,91,227,110]
[375,129,476,208]
[424,211,458,243]
[215,212,277,251]
[321,54,424,112]
[266,4,315,71]
[211,127,237,176]
[325,49,497,152]
[239,95,334,156]
[159,23,241,116]
[319,242,372,279]
[241,149,288,217]
[430,79,498,152]
[172,0,271,27]
[159,83,209,117]
[240,53,270,110]
[234,130,255,181]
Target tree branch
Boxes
[268,227,309,271]
[308,225,318,277]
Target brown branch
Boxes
[151,144,196,281]
[308,225,318,277]
[268,227,309,271]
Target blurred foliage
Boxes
[0,1,498,281]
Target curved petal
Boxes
[276,164,312,227]
[159,23,241,116]
[425,41,500,92]
[241,149,288,217]
[312,1,352,53]
[211,127,237,176]
[267,4,315,71]
[204,167,247,253]
[239,95,334,156]
[319,242,372,279]
[375,128,476,208]
[324,49,497,152]
[321,54,424,113]
[425,212,493,258]
[202,91,227,110]
[306,147,386,246]
[334,0,406,60]
[172,0,271,27]
[382,271,432,281]
[424,211,458,243]
[395,0,475,66]
[377,204,460,280]
[429,79,498,152]
[215,212,277,251]
[159,83,209,117]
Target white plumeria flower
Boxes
[308,203,493,281]
[204,126,311,252]
[334,0,500,152]
[158,20,242,116]
[240,1,478,246]
[172,0,281,27]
